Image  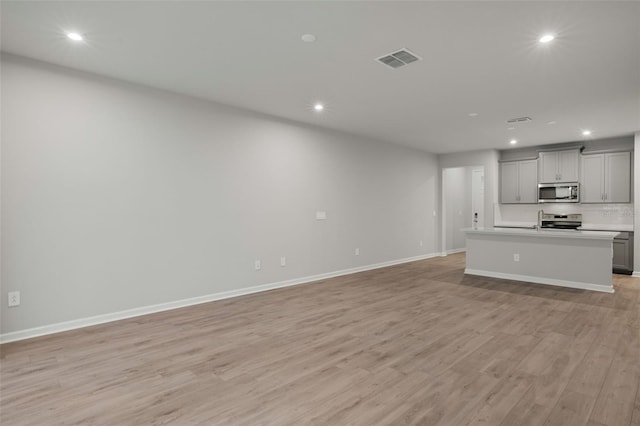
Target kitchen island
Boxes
[463,227,619,293]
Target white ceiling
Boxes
[2,1,639,154]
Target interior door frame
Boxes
[441,165,485,255]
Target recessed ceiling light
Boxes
[313,103,324,112]
[510,139,518,145]
[468,112,478,117]
[507,127,516,131]
[67,32,83,41]
[301,34,316,43]
[539,34,555,43]
[582,130,592,136]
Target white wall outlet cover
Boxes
[355,248,360,255]
[280,257,286,267]
[254,260,261,270]
[8,291,20,307]
[316,211,327,220]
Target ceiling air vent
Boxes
[376,48,422,69]
[506,117,533,123]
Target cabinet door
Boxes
[612,238,630,272]
[558,150,579,182]
[500,162,519,203]
[518,160,538,203]
[605,152,631,203]
[581,154,605,203]
[538,152,559,183]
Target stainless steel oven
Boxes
[538,182,579,203]
[538,212,582,229]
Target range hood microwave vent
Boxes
[376,49,422,69]
[506,116,533,123]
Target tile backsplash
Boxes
[494,203,634,227]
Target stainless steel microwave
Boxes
[538,182,579,203]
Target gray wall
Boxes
[1,54,439,334]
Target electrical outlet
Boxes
[280,257,286,267]
[420,240,423,247]
[355,248,360,256]
[254,260,261,271]
[513,253,520,262]
[8,291,20,307]
[316,211,327,220]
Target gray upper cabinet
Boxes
[500,159,538,204]
[501,162,518,204]
[538,149,580,183]
[606,152,632,203]
[581,155,604,203]
[581,152,631,203]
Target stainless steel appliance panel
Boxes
[538,182,579,203]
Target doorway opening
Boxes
[441,166,485,254]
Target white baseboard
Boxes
[0,252,441,344]
[464,268,615,294]
[446,248,466,255]
[631,271,640,278]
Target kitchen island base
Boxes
[464,228,619,293]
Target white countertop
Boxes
[464,227,620,240]
[493,221,536,228]
[494,222,633,232]
[578,224,634,232]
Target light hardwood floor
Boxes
[1,253,639,425]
